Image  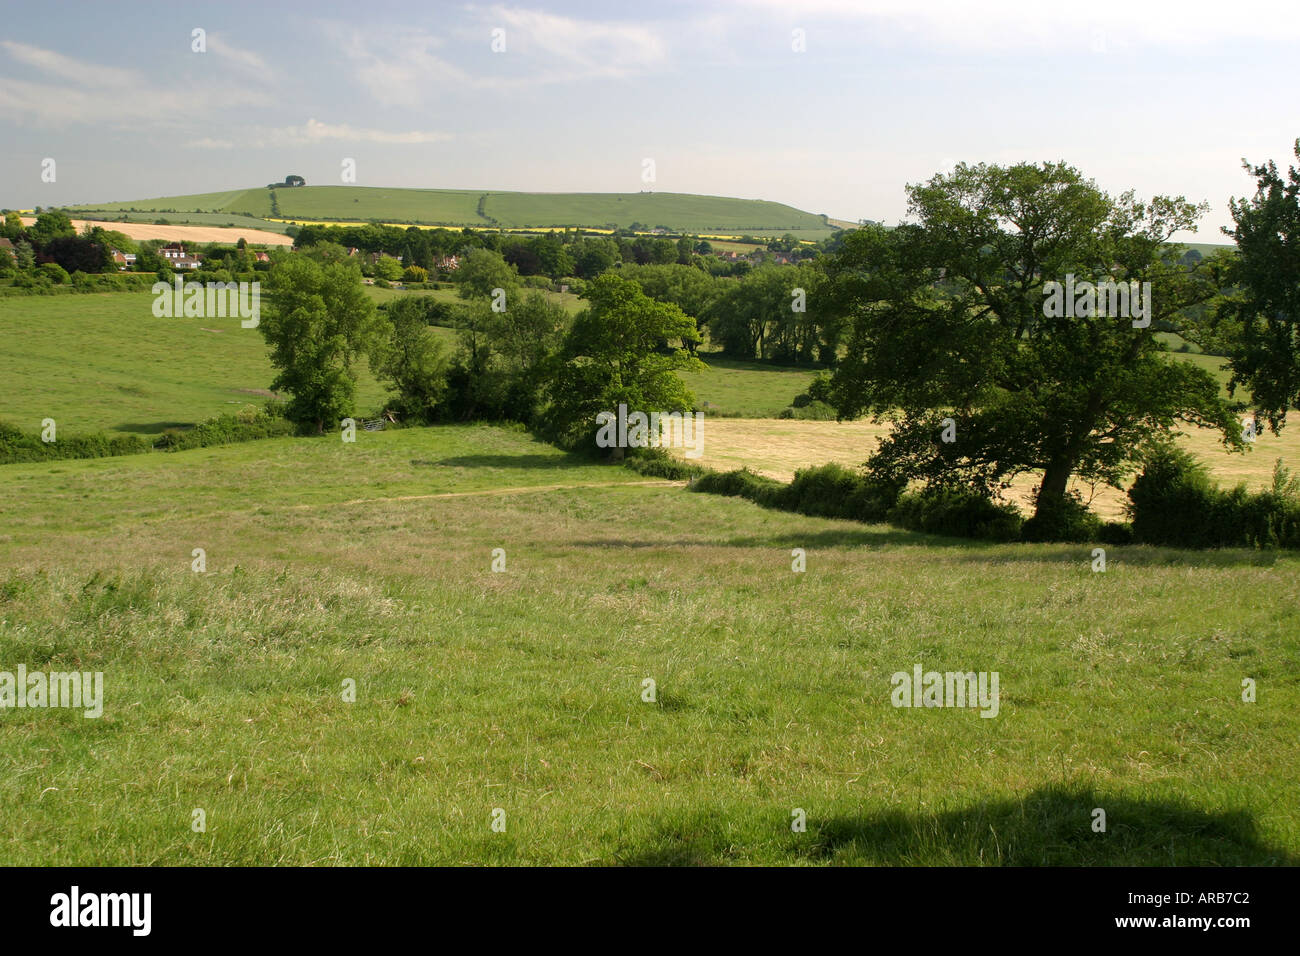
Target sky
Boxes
[2,0,1299,240]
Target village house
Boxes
[110,248,137,270]
[158,242,202,270]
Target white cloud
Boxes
[0,41,268,128]
[736,0,1300,51]
[0,40,139,87]
[205,33,272,76]
[183,119,452,149]
[486,5,666,74]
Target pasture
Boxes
[0,424,1296,864]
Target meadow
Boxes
[0,424,1296,865]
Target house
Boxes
[253,250,270,263]
[110,248,137,270]
[159,243,202,269]
[0,238,14,251]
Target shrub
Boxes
[1128,446,1300,548]
[781,463,901,522]
[1021,491,1103,542]
[38,262,69,284]
[690,463,901,524]
[152,405,295,451]
[0,421,150,464]
[690,468,784,502]
[623,447,707,480]
[778,400,836,420]
[888,487,1024,541]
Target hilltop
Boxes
[68,185,840,240]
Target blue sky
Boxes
[2,0,1298,240]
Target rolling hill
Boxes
[69,185,839,239]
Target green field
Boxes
[70,185,838,239]
[0,424,1296,864]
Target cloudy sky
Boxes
[2,0,1299,239]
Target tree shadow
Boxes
[614,785,1296,866]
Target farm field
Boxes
[18,217,292,247]
[69,185,838,239]
[683,418,1300,521]
[0,424,1296,865]
[0,293,389,434]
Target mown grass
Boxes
[682,355,821,417]
[0,425,1295,865]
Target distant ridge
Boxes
[68,185,842,239]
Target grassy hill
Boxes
[70,185,838,239]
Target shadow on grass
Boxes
[118,421,196,435]
[569,526,1282,568]
[433,453,595,471]
[614,785,1296,866]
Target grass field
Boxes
[0,423,1296,865]
[1,288,1297,866]
[0,293,387,434]
[70,185,838,239]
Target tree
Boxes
[827,161,1242,536]
[285,175,306,187]
[30,210,75,246]
[259,256,383,433]
[44,236,110,274]
[1216,139,1300,432]
[542,273,703,450]
[453,247,519,301]
[13,241,35,271]
[373,256,403,282]
[573,238,618,279]
[444,291,567,422]
[372,296,449,422]
[2,211,24,240]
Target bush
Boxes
[0,421,150,464]
[778,400,836,420]
[1128,445,1300,548]
[888,487,1024,541]
[690,463,901,523]
[690,468,784,502]
[1021,491,1103,542]
[38,262,69,284]
[623,447,707,480]
[153,405,295,451]
[781,463,901,522]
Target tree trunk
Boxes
[1035,457,1072,520]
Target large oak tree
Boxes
[827,161,1242,535]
